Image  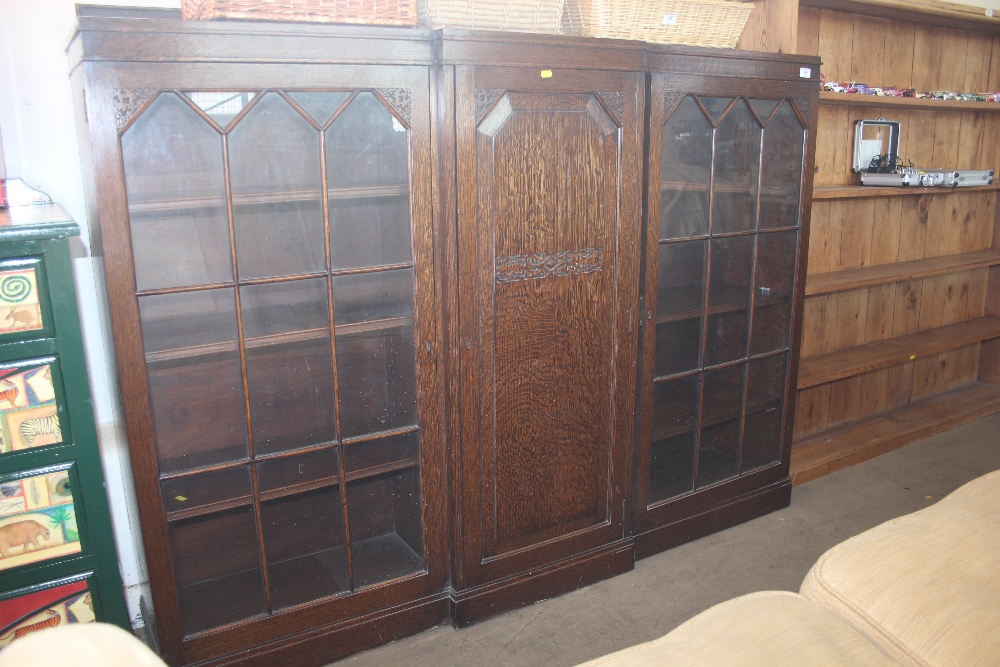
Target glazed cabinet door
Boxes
[453,66,643,588]
[86,63,445,664]
[635,74,813,551]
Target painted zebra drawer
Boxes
[0,358,68,455]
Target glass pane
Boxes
[749,99,779,122]
[288,91,350,127]
[183,91,257,129]
[242,278,336,455]
[122,93,233,291]
[751,231,798,356]
[257,447,340,497]
[705,236,753,367]
[697,364,744,488]
[261,486,349,609]
[743,354,787,472]
[170,507,266,635]
[343,431,419,476]
[660,96,711,240]
[327,92,412,270]
[713,99,761,234]
[346,468,424,588]
[140,290,248,473]
[161,467,252,516]
[655,240,707,377]
[760,101,805,230]
[333,270,416,439]
[648,374,699,504]
[229,92,325,279]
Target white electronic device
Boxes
[920,169,994,187]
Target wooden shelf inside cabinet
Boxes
[662,182,798,196]
[818,90,1000,110]
[652,386,780,442]
[166,494,255,522]
[165,458,420,522]
[127,185,409,213]
[791,382,1000,485]
[659,284,787,323]
[797,316,1000,389]
[146,316,412,364]
[805,249,1000,296]
[801,0,1000,34]
[813,184,1000,200]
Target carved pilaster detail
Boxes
[596,91,624,124]
[663,92,687,119]
[496,248,604,283]
[114,88,155,132]
[475,89,506,123]
[375,88,412,126]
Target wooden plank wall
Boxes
[794,9,1000,438]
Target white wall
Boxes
[0,0,180,628]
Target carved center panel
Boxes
[495,247,603,283]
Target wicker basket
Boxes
[180,0,419,26]
[420,0,566,34]
[563,0,751,48]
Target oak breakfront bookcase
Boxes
[69,7,818,665]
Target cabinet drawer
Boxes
[0,258,53,342]
[0,463,84,571]
[0,572,97,648]
[0,357,69,455]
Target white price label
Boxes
[799,67,812,78]
[661,13,677,25]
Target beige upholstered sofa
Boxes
[581,469,1000,666]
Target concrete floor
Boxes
[340,412,1000,666]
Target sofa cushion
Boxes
[577,591,898,666]
[800,469,1000,667]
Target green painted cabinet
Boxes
[0,183,128,648]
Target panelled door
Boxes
[635,73,812,534]
[454,66,643,587]
[89,62,445,664]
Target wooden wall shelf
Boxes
[793,5,1000,487]
[801,0,1000,35]
[798,316,1000,389]
[813,184,1000,200]
[818,91,1000,111]
[791,381,1000,485]
[805,249,1000,296]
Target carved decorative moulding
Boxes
[375,88,412,126]
[475,89,506,123]
[596,91,624,124]
[495,248,604,283]
[663,92,687,119]
[793,98,810,126]
[113,89,155,132]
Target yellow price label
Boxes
[175,495,188,502]
[540,70,553,78]
[909,354,916,360]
